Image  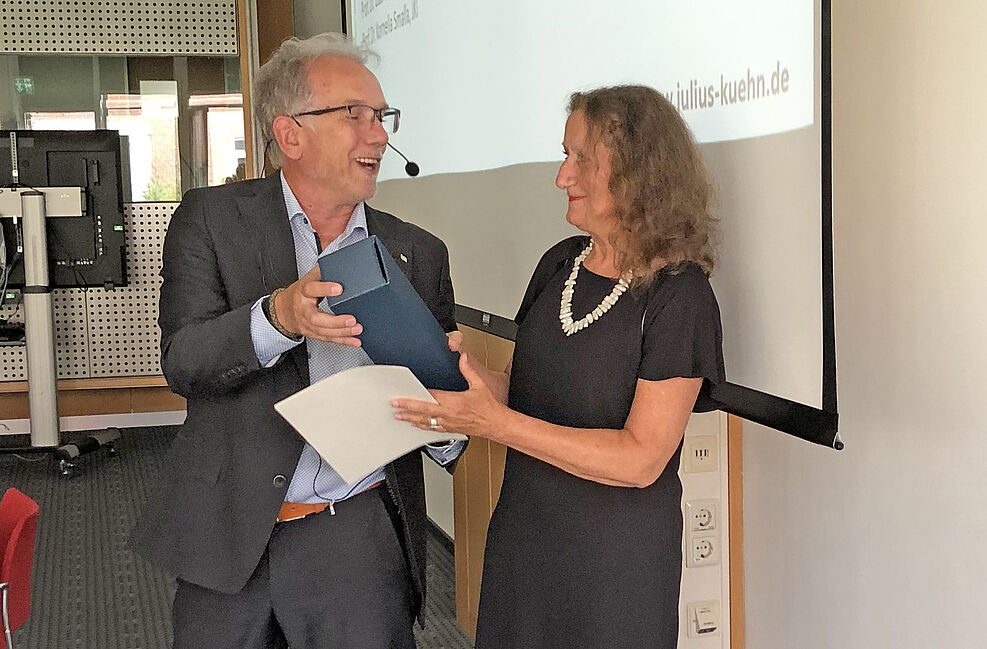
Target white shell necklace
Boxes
[560,241,632,336]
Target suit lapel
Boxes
[236,174,297,292]
[366,204,414,279]
[235,174,310,385]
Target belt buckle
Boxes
[278,511,308,523]
[277,501,332,523]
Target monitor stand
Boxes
[0,189,119,475]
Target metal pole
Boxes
[20,191,60,447]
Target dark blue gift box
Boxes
[318,235,467,391]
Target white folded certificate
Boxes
[274,365,467,483]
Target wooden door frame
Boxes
[236,0,295,179]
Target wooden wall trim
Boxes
[453,325,490,636]
[0,386,184,420]
[0,376,170,394]
[256,0,295,68]
[251,0,295,176]
[728,413,745,648]
[451,326,514,636]
[236,0,256,179]
[452,438,471,632]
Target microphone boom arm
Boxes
[386,142,420,177]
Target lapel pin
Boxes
[399,253,408,263]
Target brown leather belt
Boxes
[277,481,384,522]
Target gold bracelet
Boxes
[268,287,302,341]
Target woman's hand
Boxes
[444,329,512,405]
[392,352,509,440]
[446,330,463,353]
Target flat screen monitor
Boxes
[0,130,127,289]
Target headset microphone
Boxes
[386,142,420,177]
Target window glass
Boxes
[0,54,244,201]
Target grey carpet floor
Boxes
[0,427,474,649]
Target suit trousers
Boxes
[171,488,416,649]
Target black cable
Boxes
[14,182,95,287]
[0,190,22,307]
[47,227,92,287]
[12,453,48,463]
[311,460,366,504]
[0,249,11,309]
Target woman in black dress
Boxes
[394,85,724,648]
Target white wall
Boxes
[742,2,987,647]
[422,456,455,538]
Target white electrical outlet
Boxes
[686,534,721,568]
[685,499,718,533]
[682,435,718,473]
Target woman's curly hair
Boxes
[569,85,718,282]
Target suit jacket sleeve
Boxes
[433,238,458,333]
[158,190,263,398]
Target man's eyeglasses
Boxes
[291,104,401,134]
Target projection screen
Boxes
[343,0,839,447]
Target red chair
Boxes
[0,488,39,649]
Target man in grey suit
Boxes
[133,33,464,649]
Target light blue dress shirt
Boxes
[248,172,464,505]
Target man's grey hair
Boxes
[253,32,379,168]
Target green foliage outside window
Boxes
[142,179,180,201]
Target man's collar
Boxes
[279,170,367,237]
[279,170,305,220]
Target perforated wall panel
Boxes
[0,288,90,380]
[1,201,175,383]
[87,202,171,377]
[0,299,26,381]
[1,1,238,56]
[54,289,90,378]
